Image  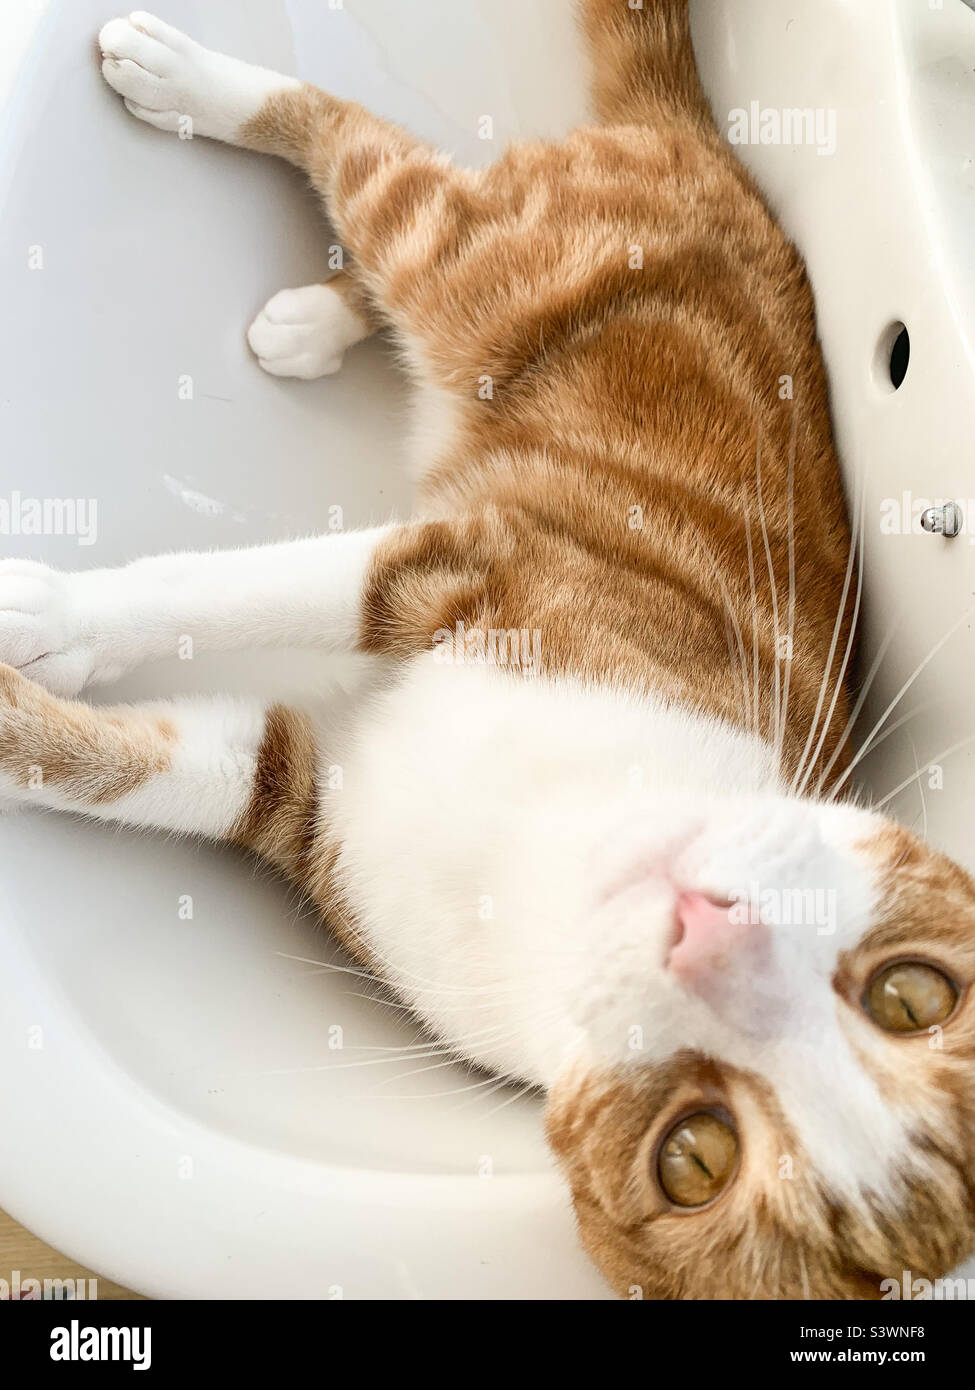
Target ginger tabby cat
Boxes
[0,2,972,1298]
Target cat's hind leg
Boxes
[98,12,302,141]
[97,13,479,364]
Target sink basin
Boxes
[2,0,974,1298]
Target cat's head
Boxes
[545,799,975,1298]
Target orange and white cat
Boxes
[1,2,974,1298]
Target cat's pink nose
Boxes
[667,890,762,979]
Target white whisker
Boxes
[775,406,798,773]
[795,473,866,797]
[874,731,975,811]
[790,463,865,795]
[754,420,781,747]
[814,616,900,794]
[829,605,974,799]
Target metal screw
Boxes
[920,501,963,537]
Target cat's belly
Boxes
[405,379,465,484]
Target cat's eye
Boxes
[657,1110,738,1208]
[864,961,958,1034]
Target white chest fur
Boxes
[326,656,782,1085]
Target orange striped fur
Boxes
[241,10,853,784]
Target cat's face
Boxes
[546,801,975,1298]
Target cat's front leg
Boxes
[0,529,391,695]
[0,662,336,888]
[0,515,488,694]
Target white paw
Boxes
[0,561,95,697]
[247,284,372,380]
[98,12,297,142]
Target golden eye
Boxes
[657,1110,739,1208]
[865,961,958,1034]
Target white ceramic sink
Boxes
[1,0,974,1298]
[693,0,975,864]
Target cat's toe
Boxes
[0,561,90,697]
[0,560,67,667]
[97,13,297,142]
[247,284,367,380]
[126,12,196,54]
[99,16,178,76]
[98,13,205,133]
[98,15,185,106]
[247,314,344,380]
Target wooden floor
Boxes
[0,1207,140,1300]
